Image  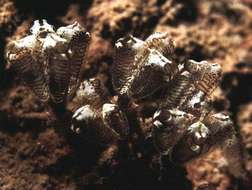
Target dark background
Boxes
[0,0,252,189]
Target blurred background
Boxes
[0,0,252,189]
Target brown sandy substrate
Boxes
[1,0,252,189]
